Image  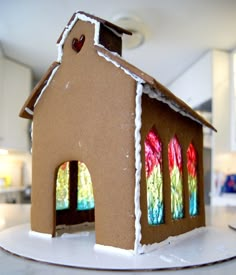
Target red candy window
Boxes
[168,136,184,220]
[72,35,85,53]
[187,143,198,216]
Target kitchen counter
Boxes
[0,204,236,274]
[0,186,31,204]
[0,186,25,193]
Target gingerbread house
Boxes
[19,11,215,254]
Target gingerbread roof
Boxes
[19,11,216,132]
[95,45,216,131]
[19,62,60,119]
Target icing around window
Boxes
[168,136,184,220]
[187,143,198,216]
[144,127,164,225]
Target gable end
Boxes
[57,11,131,56]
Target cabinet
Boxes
[211,51,230,154]
[213,51,236,153]
[0,56,32,152]
[168,51,213,109]
[230,52,236,151]
[168,50,231,152]
[167,50,234,204]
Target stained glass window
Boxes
[168,136,184,220]
[187,143,198,216]
[145,128,164,225]
[56,162,70,210]
[77,162,95,210]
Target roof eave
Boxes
[95,45,216,132]
[19,62,60,119]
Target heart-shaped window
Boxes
[72,35,85,53]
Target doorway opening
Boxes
[55,161,95,227]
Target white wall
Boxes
[168,51,213,108]
[168,50,234,204]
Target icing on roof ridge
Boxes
[19,11,215,131]
[95,45,216,131]
[77,11,132,35]
[57,11,132,45]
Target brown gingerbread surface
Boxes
[19,11,215,253]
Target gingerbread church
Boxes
[20,11,215,254]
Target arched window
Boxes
[56,162,70,210]
[77,161,95,210]
[168,136,184,220]
[144,127,164,225]
[56,161,94,212]
[187,143,198,216]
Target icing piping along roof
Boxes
[95,46,215,131]
[19,62,60,119]
[57,11,132,46]
[19,11,216,132]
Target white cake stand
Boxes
[0,223,236,271]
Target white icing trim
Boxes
[97,50,144,83]
[103,24,123,38]
[33,65,59,109]
[96,49,205,128]
[97,49,145,254]
[140,227,207,254]
[57,12,101,63]
[134,82,143,254]
[29,230,52,239]
[25,107,34,116]
[95,227,207,256]
[97,50,206,128]
[143,84,203,126]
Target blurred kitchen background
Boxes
[0,0,236,206]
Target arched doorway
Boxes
[55,161,95,226]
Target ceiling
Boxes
[0,0,236,86]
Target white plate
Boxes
[0,223,236,271]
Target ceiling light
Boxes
[112,14,146,49]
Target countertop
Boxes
[0,186,26,193]
[0,204,236,274]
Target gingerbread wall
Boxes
[31,20,137,250]
[140,94,205,245]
